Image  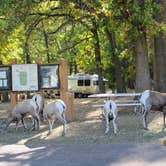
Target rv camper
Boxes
[68,73,100,98]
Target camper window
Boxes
[77,79,91,86]
[85,80,90,86]
[78,80,84,86]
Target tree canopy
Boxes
[0,0,166,92]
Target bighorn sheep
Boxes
[139,90,166,130]
[44,99,67,136]
[4,99,40,131]
[102,100,118,134]
[32,93,44,121]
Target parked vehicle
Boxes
[43,73,107,98]
[68,73,100,98]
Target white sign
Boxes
[12,64,38,91]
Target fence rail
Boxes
[88,93,142,111]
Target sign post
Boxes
[9,58,17,107]
[35,58,44,99]
[59,58,74,121]
[5,58,74,121]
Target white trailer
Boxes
[68,73,100,98]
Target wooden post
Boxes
[59,58,74,121]
[35,58,44,98]
[9,58,17,108]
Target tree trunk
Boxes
[25,39,31,63]
[149,37,158,90]
[91,19,105,93]
[105,28,125,93]
[42,20,50,63]
[43,30,50,63]
[153,0,166,92]
[135,36,151,92]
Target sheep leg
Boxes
[35,116,40,131]
[104,113,109,134]
[21,118,28,131]
[48,119,53,135]
[62,113,67,136]
[51,119,55,127]
[163,111,166,130]
[143,110,148,130]
[57,114,67,136]
[113,116,118,134]
[31,118,36,131]
[32,115,40,131]
[39,110,44,122]
[15,119,19,131]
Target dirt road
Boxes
[0,142,166,166]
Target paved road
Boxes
[0,143,166,166]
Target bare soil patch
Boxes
[0,98,166,147]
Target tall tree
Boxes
[91,18,105,92]
[135,35,151,91]
[105,27,125,92]
[134,0,151,92]
[154,0,166,92]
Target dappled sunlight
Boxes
[85,108,102,119]
[55,120,101,137]
[112,160,166,166]
[80,99,93,104]
[74,98,104,105]
[0,144,47,166]
[1,98,166,146]
[0,144,45,155]
[16,130,49,145]
[45,125,64,140]
[148,114,163,133]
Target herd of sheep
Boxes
[0,90,166,136]
[1,94,67,136]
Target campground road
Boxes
[0,142,166,166]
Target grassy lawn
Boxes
[0,98,166,146]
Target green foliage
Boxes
[0,0,165,89]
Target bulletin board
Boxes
[12,64,38,91]
[39,64,59,89]
[0,65,11,90]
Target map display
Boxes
[12,64,38,91]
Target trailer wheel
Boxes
[77,93,82,98]
[83,94,88,98]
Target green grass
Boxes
[0,99,166,146]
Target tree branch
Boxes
[29,12,71,17]
[48,15,91,34]
[58,37,92,54]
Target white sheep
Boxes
[102,100,118,134]
[44,99,67,136]
[32,93,44,121]
[4,99,40,131]
[139,90,166,130]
